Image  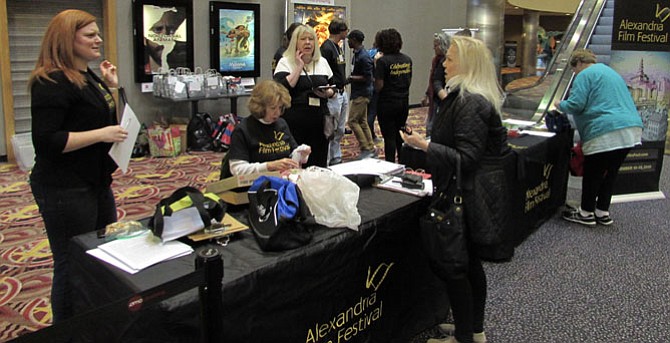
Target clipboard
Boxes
[187,214,249,242]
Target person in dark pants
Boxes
[402,36,510,343]
[28,9,128,323]
[555,49,643,226]
[421,32,450,138]
[274,25,335,168]
[373,28,412,163]
[346,29,376,159]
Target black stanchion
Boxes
[195,247,224,343]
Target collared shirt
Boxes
[350,46,373,99]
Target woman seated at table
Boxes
[221,80,311,178]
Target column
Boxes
[466,0,506,80]
[521,10,540,77]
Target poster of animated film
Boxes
[610,50,670,143]
[293,4,346,46]
[143,5,188,75]
[218,9,255,73]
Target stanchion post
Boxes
[195,247,224,343]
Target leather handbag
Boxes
[419,155,469,279]
[323,113,337,140]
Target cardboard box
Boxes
[206,172,281,205]
[217,190,251,205]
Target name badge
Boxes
[309,97,320,107]
[338,54,345,63]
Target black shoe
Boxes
[596,215,613,226]
[562,209,596,226]
[358,149,378,160]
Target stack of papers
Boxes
[87,232,193,274]
[329,158,405,177]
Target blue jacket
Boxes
[558,63,643,143]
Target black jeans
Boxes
[377,97,409,163]
[581,147,631,212]
[442,249,487,343]
[30,182,117,323]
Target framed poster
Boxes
[132,0,194,83]
[293,3,346,46]
[209,2,260,77]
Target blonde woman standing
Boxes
[402,36,510,343]
[274,25,334,167]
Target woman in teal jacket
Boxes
[555,49,643,226]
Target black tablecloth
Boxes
[70,188,449,343]
[401,130,572,261]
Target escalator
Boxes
[502,0,613,122]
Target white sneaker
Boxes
[435,324,487,343]
[473,332,487,343]
[427,337,458,343]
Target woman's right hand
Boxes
[295,49,306,70]
[267,158,299,172]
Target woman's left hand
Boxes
[100,60,119,88]
[313,88,334,99]
[400,131,429,151]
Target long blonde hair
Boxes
[28,9,96,89]
[282,25,323,67]
[447,36,504,116]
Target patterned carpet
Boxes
[0,107,427,342]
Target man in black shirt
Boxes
[320,18,349,165]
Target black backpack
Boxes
[187,112,216,151]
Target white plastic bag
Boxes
[296,166,361,230]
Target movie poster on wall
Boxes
[293,3,346,46]
[209,2,260,77]
[609,1,670,196]
[132,0,194,83]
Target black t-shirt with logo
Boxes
[374,52,412,100]
[228,116,298,164]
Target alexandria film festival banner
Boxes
[608,0,669,198]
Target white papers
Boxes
[87,232,193,274]
[329,158,405,177]
[522,130,556,137]
[160,206,206,242]
[376,177,433,197]
[109,104,141,173]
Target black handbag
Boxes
[148,186,226,241]
[545,109,571,133]
[248,176,314,252]
[419,155,468,279]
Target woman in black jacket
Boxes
[28,9,128,323]
[401,36,509,343]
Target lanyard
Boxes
[302,61,316,88]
